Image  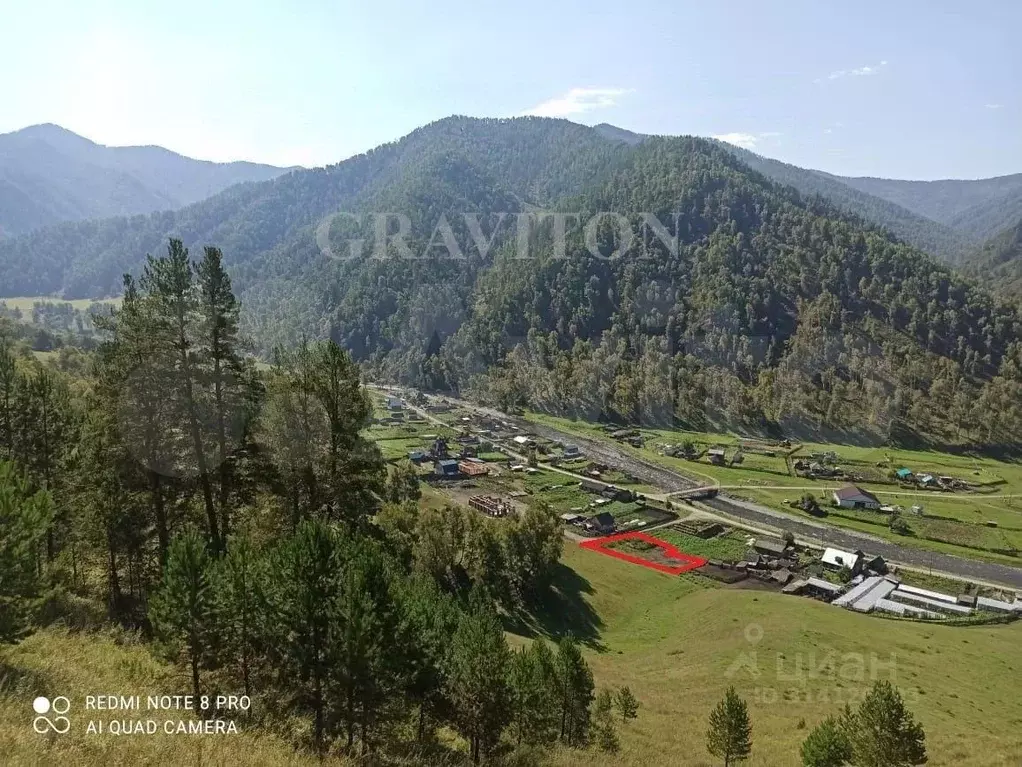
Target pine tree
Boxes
[0,339,16,459]
[264,519,340,754]
[142,240,220,551]
[211,533,264,701]
[150,529,214,709]
[386,459,421,503]
[555,635,595,747]
[593,688,620,752]
[801,715,853,766]
[332,538,402,753]
[844,681,926,767]
[196,246,253,544]
[0,461,52,643]
[507,639,559,746]
[446,596,512,764]
[706,686,752,766]
[398,575,459,742]
[616,685,639,721]
[307,341,384,523]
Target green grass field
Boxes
[654,528,751,561]
[537,544,1022,767]
[1,296,121,313]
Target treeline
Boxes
[150,520,615,760]
[0,239,622,762]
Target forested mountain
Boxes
[2,116,1022,446]
[837,172,1022,244]
[0,123,290,238]
[963,218,1022,299]
[717,145,971,262]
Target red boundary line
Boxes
[579,531,708,575]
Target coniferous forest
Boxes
[0,239,597,763]
[0,115,1019,765]
[2,117,1022,448]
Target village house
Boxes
[434,459,460,478]
[458,458,488,476]
[821,547,864,575]
[707,447,727,465]
[386,397,403,410]
[832,484,881,510]
[585,511,617,535]
[753,538,791,558]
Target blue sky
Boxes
[3,0,1019,179]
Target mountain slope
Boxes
[837,172,1022,243]
[963,218,1022,299]
[0,123,291,237]
[716,144,971,262]
[1,116,1021,445]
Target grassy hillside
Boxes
[6,543,1016,766]
[542,544,1022,767]
[0,628,316,766]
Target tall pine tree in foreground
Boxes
[555,635,595,747]
[0,462,52,643]
[707,686,752,766]
[842,680,926,767]
[801,715,853,767]
[446,596,511,764]
[150,529,214,709]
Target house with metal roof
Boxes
[434,459,460,477]
[821,547,864,574]
[832,484,881,510]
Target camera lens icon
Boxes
[33,696,71,734]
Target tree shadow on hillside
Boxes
[502,563,605,651]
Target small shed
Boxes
[563,444,582,457]
[753,538,790,558]
[586,512,616,534]
[895,468,913,480]
[408,450,426,463]
[580,478,609,494]
[707,447,727,465]
[386,397,404,410]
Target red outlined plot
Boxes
[579,531,708,575]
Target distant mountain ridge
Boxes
[0,123,292,237]
[592,124,1022,264]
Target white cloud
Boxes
[985,103,1003,109]
[816,60,888,83]
[711,132,781,150]
[523,87,630,118]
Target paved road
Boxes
[384,386,1022,590]
[698,496,1022,590]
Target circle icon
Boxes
[32,697,50,715]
